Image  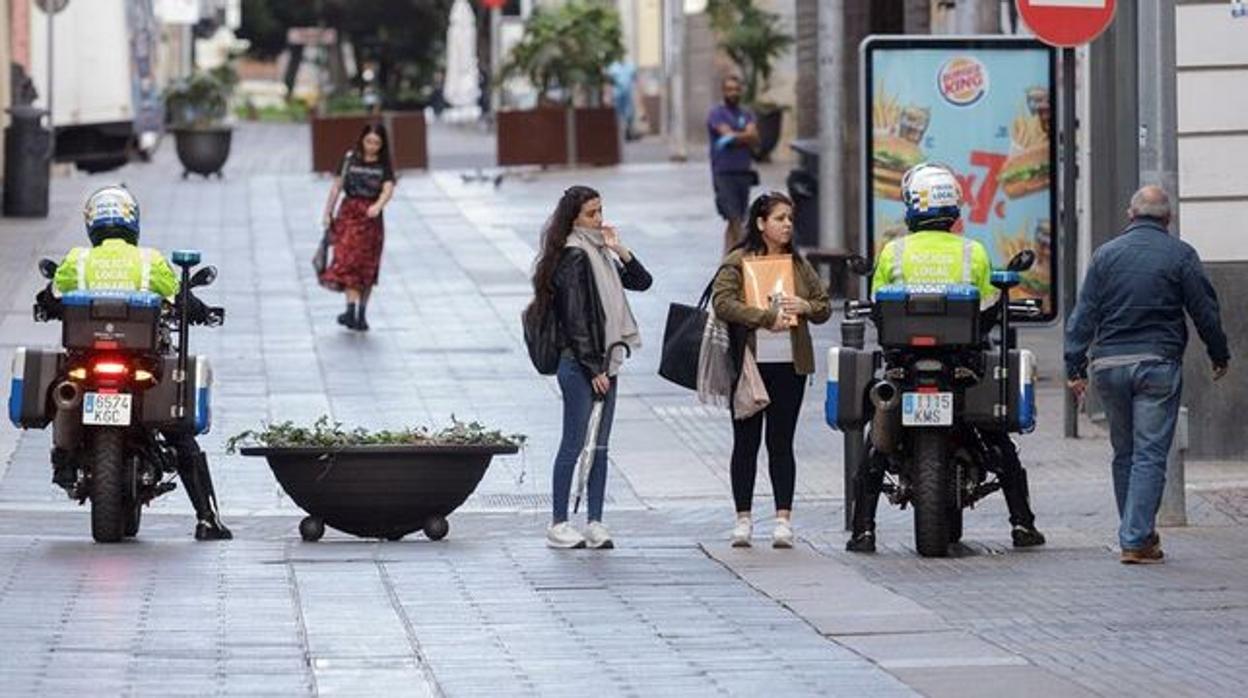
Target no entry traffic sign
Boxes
[1016,0,1117,48]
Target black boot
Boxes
[51,448,77,491]
[846,530,877,553]
[1011,525,1045,548]
[337,302,358,329]
[172,436,233,541]
[355,301,369,332]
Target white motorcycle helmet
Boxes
[84,185,141,246]
[901,163,963,231]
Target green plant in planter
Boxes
[706,0,795,113]
[164,71,232,129]
[226,415,526,453]
[499,0,624,106]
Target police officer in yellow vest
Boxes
[41,186,232,541]
[846,164,1044,553]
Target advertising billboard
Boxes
[862,37,1058,321]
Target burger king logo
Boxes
[937,56,988,107]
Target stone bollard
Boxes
[1158,406,1189,527]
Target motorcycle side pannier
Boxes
[875,285,980,348]
[139,355,213,435]
[962,349,1036,434]
[8,347,64,429]
[61,291,161,352]
[825,347,877,431]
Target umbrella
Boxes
[442,0,480,121]
[572,343,632,514]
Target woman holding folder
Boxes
[711,192,832,548]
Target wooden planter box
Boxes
[496,106,620,167]
[310,111,428,173]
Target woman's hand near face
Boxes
[602,225,632,261]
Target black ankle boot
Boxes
[337,303,358,329]
[1011,525,1046,548]
[846,530,877,553]
[355,303,369,331]
[195,517,233,541]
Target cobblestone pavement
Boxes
[1,123,1246,696]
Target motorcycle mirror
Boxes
[1007,250,1036,272]
[189,265,217,288]
[846,255,873,276]
[38,258,58,280]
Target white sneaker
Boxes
[731,517,753,548]
[773,518,794,549]
[546,522,586,549]
[584,521,615,550]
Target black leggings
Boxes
[731,362,806,513]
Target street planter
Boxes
[574,106,621,166]
[172,127,233,178]
[496,106,621,167]
[497,107,568,167]
[752,108,784,163]
[239,443,519,542]
[309,111,428,173]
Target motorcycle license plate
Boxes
[902,392,953,427]
[82,392,132,427]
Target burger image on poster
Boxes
[1000,87,1053,199]
[872,89,929,200]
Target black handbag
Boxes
[312,226,331,278]
[658,270,722,390]
[522,299,560,375]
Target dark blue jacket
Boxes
[1064,218,1230,379]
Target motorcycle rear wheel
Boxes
[90,429,127,543]
[912,428,951,557]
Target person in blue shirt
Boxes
[1065,185,1229,564]
[607,59,638,141]
[707,75,759,253]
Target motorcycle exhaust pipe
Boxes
[52,381,83,451]
[869,381,902,455]
[53,380,82,411]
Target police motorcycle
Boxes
[8,251,222,543]
[826,251,1043,557]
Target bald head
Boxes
[1128,185,1171,223]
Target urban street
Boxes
[1,121,1246,697]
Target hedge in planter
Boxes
[165,70,235,178]
[229,417,523,542]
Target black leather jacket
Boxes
[552,247,652,376]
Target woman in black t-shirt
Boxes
[320,124,396,331]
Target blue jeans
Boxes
[1093,359,1183,550]
[552,356,617,524]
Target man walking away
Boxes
[707,76,759,253]
[1065,185,1230,565]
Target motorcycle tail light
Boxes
[92,361,129,376]
[910,336,937,347]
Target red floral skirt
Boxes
[321,196,384,291]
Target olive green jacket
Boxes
[711,249,832,375]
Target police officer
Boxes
[846,164,1044,553]
[39,186,232,541]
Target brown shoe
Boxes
[1120,544,1164,565]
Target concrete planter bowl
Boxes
[239,443,518,542]
[172,127,232,178]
